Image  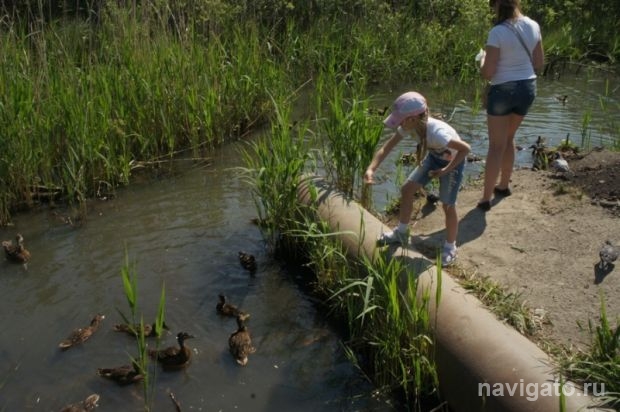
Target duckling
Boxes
[228,313,256,366]
[60,393,100,412]
[2,233,31,264]
[599,240,618,270]
[59,314,105,350]
[113,321,169,338]
[398,152,417,166]
[555,95,568,105]
[97,361,144,386]
[216,294,245,318]
[148,332,194,371]
[238,251,257,273]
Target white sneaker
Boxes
[377,228,410,246]
[441,246,458,266]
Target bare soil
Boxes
[385,148,620,352]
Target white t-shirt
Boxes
[487,16,541,85]
[398,117,461,161]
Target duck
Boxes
[113,321,169,338]
[398,152,417,166]
[228,313,256,366]
[216,294,245,318]
[60,393,100,412]
[238,251,257,273]
[59,314,105,350]
[148,332,194,371]
[2,233,31,263]
[555,95,568,105]
[599,240,618,270]
[97,361,144,386]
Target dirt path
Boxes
[390,149,620,351]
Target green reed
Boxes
[314,64,383,204]
[0,4,285,224]
[238,94,311,253]
[119,249,167,411]
[558,292,620,409]
[328,252,440,407]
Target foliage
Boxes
[558,293,620,409]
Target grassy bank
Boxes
[3,1,618,225]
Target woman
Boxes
[477,0,544,211]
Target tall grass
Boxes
[238,94,311,254]
[558,293,620,409]
[0,4,285,224]
[330,253,440,407]
[314,64,384,202]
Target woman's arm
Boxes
[532,39,544,73]
[480,45,499,81]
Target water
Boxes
[0,148,391,411]
[367,70,620,206]
[1,70,618,411]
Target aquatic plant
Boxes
[118,249,167,411]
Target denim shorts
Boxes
[487,79,536,116]
[407,153,464,206]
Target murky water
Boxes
[0,148,391,411]
[1,69,618,412]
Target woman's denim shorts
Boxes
[407,153,464,206]
[487,79,536,116]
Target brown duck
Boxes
[216,294,245,318]
[60,393,100,412]
[2,233,31,264]
[97,361,144,386]
[148,332,194,371]
[238,251,257,273]
[229,313,256,366]
[58,314,105,350]
[113,321,169,338]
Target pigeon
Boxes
[599,240,618,270]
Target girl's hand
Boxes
[363,169,375,184]
[428,168,445,178]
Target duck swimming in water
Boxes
[229,313,256,366]
[238,251,257,273]
[113,321,169,338]
[58,314,105,350]
[2,233,31,264]
[216,294,246,318]
[148,332,194,371]
[97,361,144,386]
[59,393,100,412]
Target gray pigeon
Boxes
[599,240,618,270]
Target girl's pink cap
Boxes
[383,92,427,128]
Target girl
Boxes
[364,91,470,266]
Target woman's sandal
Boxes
[477,200,491,211]
[493,186,512,197]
